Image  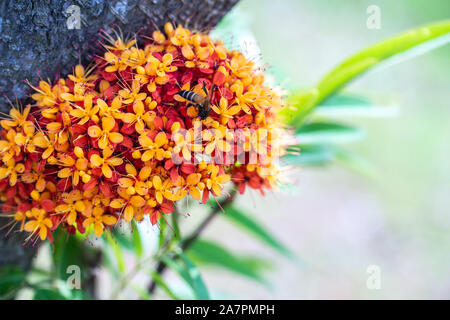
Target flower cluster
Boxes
[0,23,287,243]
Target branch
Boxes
[147,190,238,295]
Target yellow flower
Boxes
[90,147,123,178]
[136,132,170,161]
[14,121,37,153]
[68,64,97,85]
[211,97,241,125]
[136,54,176,92]
[24,208,53,240]
[202,127,232,155]
[82,206,117,237]
[122,100,154,133]
[70,95,100,124]
[57,146,91,186]
[227,51,254,80]
[152,175,167,204]
[111,188,146,222]
[0,129,21,162]
[205,165,230,196]
[118,80,147,105]
[30,81,62,107]
[32,132,58,159]
[55,190,86,225]
[104,51,129,73]
[98,96,124,120]
[172,129,203,161]
[105,37,136,51]
[181,45,210,69]
[184,173,205,200]
[118,163,152,196]
[1,104,31,129]
[0,158,25,186]
[88,117,123,149]
[230,80,257,114]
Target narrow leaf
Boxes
[148,271,179,300]
[223,206,292,258]
[187,239,269,284]
[282,145,335,166]
[131,221,143,259]
[314,94,398,118]
[105,232,126,274]
[295,122,365,145]
[282,20,450,126]
[179,253,210,300]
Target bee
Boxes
[177,81,215,120]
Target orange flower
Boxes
[1,104,31,129]
[70,95,100,124]
[90,147,123,178]
[55,190,86,225]
[122,100,154,133]
[181,45,210,69]
[205,165,230,196]
[184,173,205,200]
[88,117,123,149]
[68,64,97,85]
[24,208,53,241]
[118,80,147,105]
[136,54,177,92]
[211,97,241,125]
[57,146,91,186]
[0,129,21,162]
[0,158,25,186]
[118,163,152,196]
[136,132,170,161]
[82,206,117,237]
[110,188,146,222]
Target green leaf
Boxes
[178,253,210,300]
[0,266,26,298]
[160,253,209,299]
[314,94,398,118]
[131,221,143,259]
[111,228,134,251]
[223,206,292,258]
[33,288,67,300]
[105,232,126,274]
[282,20,450,126]
[131,284,152,300]
[161,256,192,285]
[295,122,365,145]
[53,231,85,280]
[186,239,269,284]
[148,271,179,300]
[282,145,336,166]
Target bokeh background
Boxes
[181,0,450,299]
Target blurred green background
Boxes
[195,0,450,299]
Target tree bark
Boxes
[0,0,238,274]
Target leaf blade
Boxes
[283,20,450,126]
[223,206,292,258]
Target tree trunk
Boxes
[0,0,238,277]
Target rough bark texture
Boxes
[0,0,238,272]
[0,0,239,112]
